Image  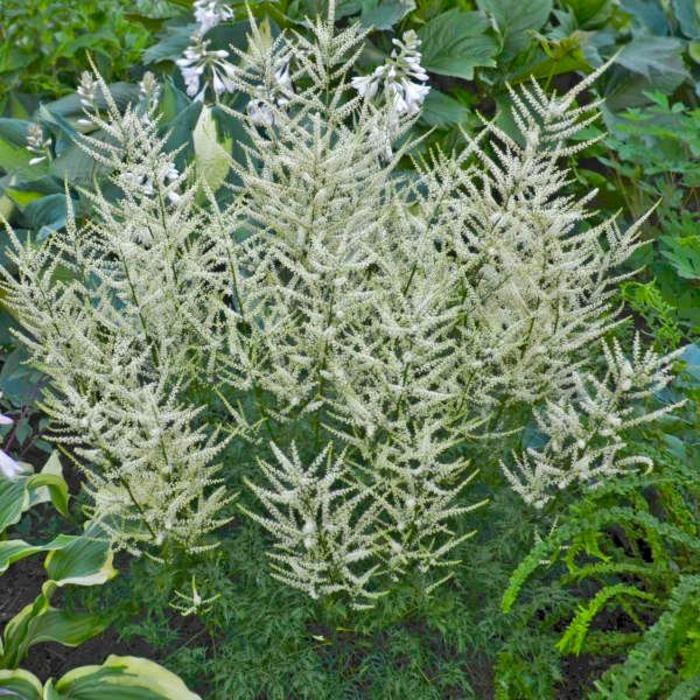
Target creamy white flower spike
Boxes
[0,21,677,602]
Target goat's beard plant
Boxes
[1,9,683,606]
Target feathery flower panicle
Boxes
[501,335,685,508]
[1,71,239,554]
[0,17,682,603]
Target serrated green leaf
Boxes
[360,0,416,30]
[418,10,498,80]
[477,0,553,59]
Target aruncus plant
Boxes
[0,3,682,605]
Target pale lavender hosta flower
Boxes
[351,30,430,118]
[0,449,21,480]
[0,410,19,481]
[26,123,51,166]
[194,0,233,34]
[176,34,237,101]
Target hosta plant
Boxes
[0,7,684,606]
[0,655,201,699]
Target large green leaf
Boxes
[143,24,198,64]
[360,0,416,30]
[192,105,231,195]
[616,36,690,80]
[661,236,700,280]
[44,524,117,588]
[0,466,33,534]
[0,669,42,700]
[2,606,106,668]
[47,656,202,700]
[420,90,470,126]
[477,0,553,59]
[0,535,76,575]
[417,10,498,80]
[673,0,700,39]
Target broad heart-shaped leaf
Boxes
[164,100,202,171]
[419,89,470,126]
[44,524,117,588]
[0,669,42,700]
[39,83,140,121]
[143,23,198,64]
[560,0,612,27]
[47,656,202,700]
[360,0,416,30]
[477,0,553,59]
[418,10,498,80]
[193,105,232,195]
[661,235,700,280]
[673,0,700,39]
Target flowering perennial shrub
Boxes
[0,9,682,605]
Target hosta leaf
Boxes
[0,467,32,535]
[164,101,202,171]
[420,90,470,126]
[26,452,69,516]
[477,0,553,59]
[673,0,700,39]
[192,105,231,194]
[21,608,106,653]
[39,83,140,122]
[360,0,416,30]
[0,535,77,575]
[0,669,42,700]
[48,656,202,699]
[44,524,116,588]
[418,10,498,80]
[143,24,198,64]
